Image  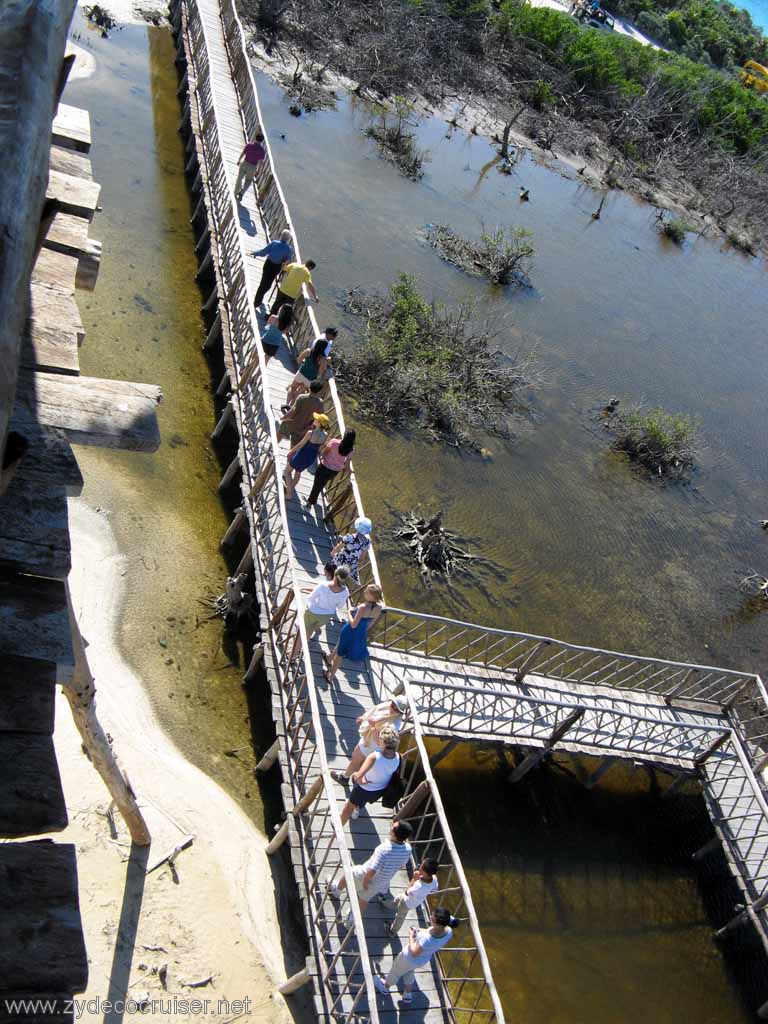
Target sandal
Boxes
[323,669,335,684]
[330,770,349,785]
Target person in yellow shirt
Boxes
[270,260,318,313]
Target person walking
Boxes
[290,566,350,660]
[323,584,383,684]
[283,412,330,500]
[327,819,412,921]
[306,429,355,509]
[278,380,324,446]
[374,907,459,1004]
[251,229,293,307]
[387,857,439,937]
[285,338,328,407]
[331,698,404,786]
[269,259,319,315]
[260,303,293,364]
[329,516,373,584]
[234,133,266,201]
[339,724,400,824]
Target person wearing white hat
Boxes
[331,695,406,803]
[329,516,372,584]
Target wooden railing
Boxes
[373,607,764,710]
[218,0,380,597]
[403,674,734,766]
[173,2,380,1019]
[396,682,505,1024]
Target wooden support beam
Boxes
[584,756,618,789]
[715,892,768,938]
[247,456,274,498]
[694,730,731,767]
[218,454,241,491]
[692,836,720,862]
[396,779,431,821]
[51,102,91,153]
[244,642,265,684]
[255,738,280,773]
[509,707,586,783]
[429,737,460,769]
[216,370,231,397]
[268,776,324,855]
[48,143,93,181]
[278,966,311,996]
[42,209,101,290]
[201,286,218,315]
[221,508,247,548]
[46,168,101,220]
[203,311,222,352]
[194,223,210,255]
[15,370,162,452]
[269,590,294,630]
[195,248,213,281]
[235,543,254,576]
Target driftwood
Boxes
[207,573,259,627]
[0,0,77,480]
[394,510,476,585]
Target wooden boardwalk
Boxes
[170,0,768,1020]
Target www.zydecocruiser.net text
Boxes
[3,996,254,1017]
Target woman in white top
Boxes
[340,724,400,825]
[374,906,459,1005]
[388,856,439,936]
[331,697,405,786]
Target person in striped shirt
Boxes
[327,820,412,921]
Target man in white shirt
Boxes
[290,566,350,659]
[388,856,439,936]
[327,820,413,921]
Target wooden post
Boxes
[692,836,720,861]
[244,643,265,684]
[397,779,431,821]
[278,966,311,996]
[584,756,618,789]
[269,590,294,629]
[694,730,731,767]
[221,507,247,548]
[64,586,151,846]
[216,370,231,397]
[429,737,460,769]
[267,776,324,854]
[247,456,274,498]
[194,223,211,255]
[201,286,218,315]
[185,149,198,176]
[236,543,254,576]
[218,453,240,491]
[203,311,222,351]
[515,640,550,684]
[509,707,585,783]
[211,401,234,441]
[195,247,213,281]
[255,738,279,772]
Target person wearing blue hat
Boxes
[329,516,372,584]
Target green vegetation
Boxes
[427,224,535,284]
[365,96,428,178]
[604,0,768,70]
[336,274,538,448]
[659,216,691,244]
[494,1,768,156]
[608,405,701,475]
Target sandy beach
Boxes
[49,498,293,1022]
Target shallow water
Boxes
[255,73,768,675]
[64,14,264,822]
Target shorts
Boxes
[357,737,379,758]
[303,609,330,636]
[293,372,312,388]
[352,868,387,899]
[349,784,385,809]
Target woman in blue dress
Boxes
[283,412,329,499]
[323,584,383,684]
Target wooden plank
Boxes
[51,102,91,153]
[0,842,87,991]
[31,248,78,295]
[15,370,162,452]
[46,169,101,221]
[7,411,83,496]
[22,282,84,375]
[42,211,101,290]
[0,573,74,676]
[48,143,93,181]
[0,655,56,734]
[0,471,70,579]
[0,735,67,836]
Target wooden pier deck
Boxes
[170,0,768,1019]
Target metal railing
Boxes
[173,2,380,1018]
[218,0,381,598]
[394,681,505,1023]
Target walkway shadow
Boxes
[103,843,149,1024]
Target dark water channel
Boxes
[63,10,763,1021]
